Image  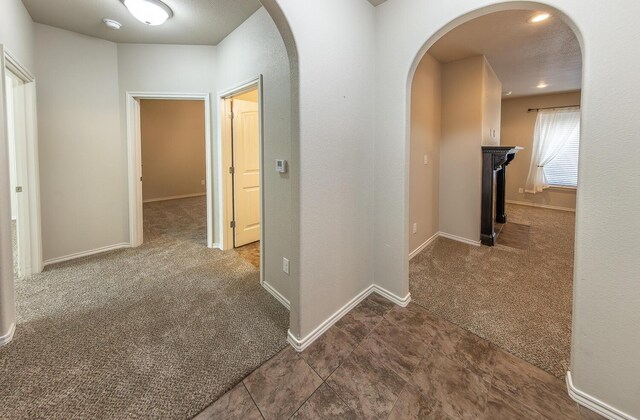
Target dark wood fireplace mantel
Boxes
[481,146,523,246]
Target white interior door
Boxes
[232,98,260,247]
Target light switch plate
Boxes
[275,159,288,173]
[423,154,428,165]
[282,257,290,275]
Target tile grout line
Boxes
[242,380,266,420]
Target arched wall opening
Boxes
[406,4,582,380]
[403,2,584,384]
[258,0,301,337]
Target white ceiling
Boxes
[428,10,582,97]
[21,0,262,45]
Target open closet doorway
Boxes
[220,79,263,271]
[1,47,42,280]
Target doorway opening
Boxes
[126,93,213,249]
[407,8,582,379]
[220,80,263,271]
[1,47,42,281]
[139,99,207,246]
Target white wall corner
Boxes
[566,372,637,420]
[262,281,290,310]
[287,284,411,352]
[0,323,16,347]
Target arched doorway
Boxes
[407,6,582,379]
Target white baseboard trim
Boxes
[506,199,575,213]
[44,243,130,266]
[211,243,221,250]
[409,232,439,260]
[143,193,206,203]
[262,281,290,310]
[372,284,411,307]
[287,284,411,352]
[566,372,635,420]
[0,323,15,347]
[439,231,481,247]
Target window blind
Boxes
[544,119,580,187]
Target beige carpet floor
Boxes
[410,204,574,378]
[0,196,289,419]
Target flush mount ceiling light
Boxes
[121,0,173,26]
[528,12,550,23]
[537,81,548,89]
[103,19,122,30]
[503,91,513,96]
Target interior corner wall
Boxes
[215,7,293,305]
[271,0,375,339]
[409,53,441,254]
[375,0,640,416]
[439,55,484,242]
[140,100,206,202]
[35,24,126,262]
[502,91,581,210]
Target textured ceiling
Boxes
[21,0,262,45]
[428,10,582,97]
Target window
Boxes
[543,122,580,187]
[525,108,580,193]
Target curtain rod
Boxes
[527,105,580,112]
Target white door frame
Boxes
[217,76,264,280]
[126,92,213,248]
[1,46,43,277]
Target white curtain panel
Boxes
[525,108,580,193]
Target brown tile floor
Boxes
[195,295,601,420]
[235,241,261,267]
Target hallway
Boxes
[0,197,288,419]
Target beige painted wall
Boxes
[439,55,484,242]
[140,100,206,202]
[502,91,581,210]
[409,53,441,253]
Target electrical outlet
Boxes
[282,257,290,275]
[201,179,205,185]
[413,223,417,234]
[518,188,524,194]
[423,154,428,165]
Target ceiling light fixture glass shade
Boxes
[528,12,550,23]
[121,0,173,26]
[537,82,548,88]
